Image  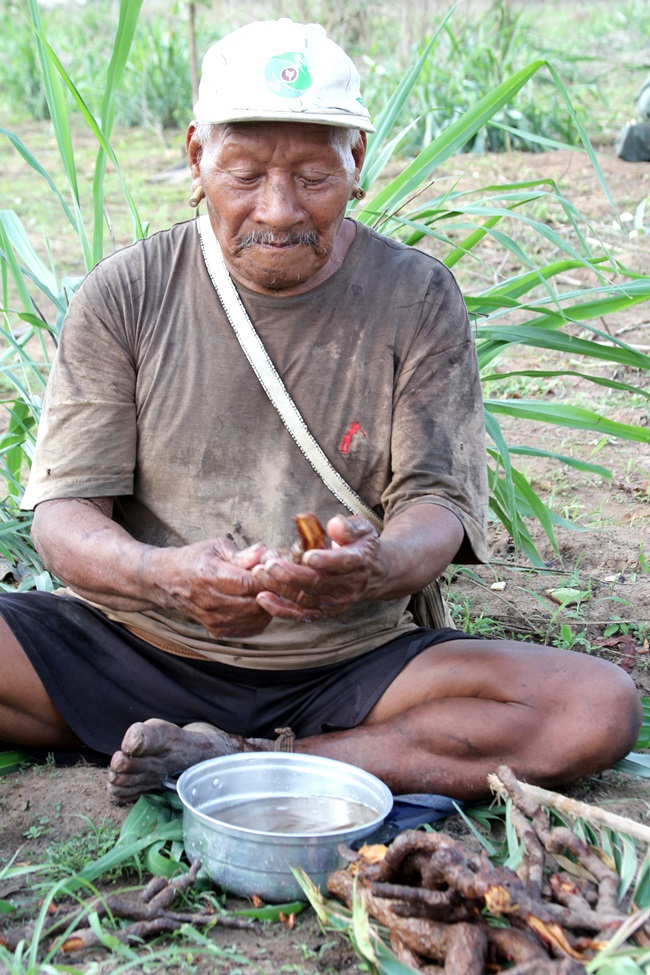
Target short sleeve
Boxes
[381,261,489,563]
[21,258,138,510]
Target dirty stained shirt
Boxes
[22,218,489,669]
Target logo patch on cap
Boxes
[264,52,312,98]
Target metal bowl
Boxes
[174,752,393,902]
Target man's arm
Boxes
[252,502,463,621]
[31,498,272,637]
[355,503,463,598]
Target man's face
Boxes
[188,122,365,295]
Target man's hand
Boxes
[147,538,272,637]
[32,498,272,638]
[32,498,464,634]
[251,504,466,623]
[252,514,381,621]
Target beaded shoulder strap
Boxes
[196,214,383,531]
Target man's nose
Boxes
[254,175,304,227]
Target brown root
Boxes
[325,766,641,973]
[3,860,259,954]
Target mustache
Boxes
[236,230,320,250]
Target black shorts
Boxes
[0,591,475,755]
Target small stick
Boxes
[188,185,205,207]
[491,768,624,920]
[488,770,650,846]
[140,875,168,903]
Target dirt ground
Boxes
[0,145,648,972]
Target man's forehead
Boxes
[217,120,340,143]
[212,121,346,158]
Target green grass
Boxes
[0,791,310,972]
[42,818,123,880]
[2,0,647,148]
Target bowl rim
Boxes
[174,751,394,839]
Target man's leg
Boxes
[306,639,641,797]
[107,639,641,802]
[0,618,81,747]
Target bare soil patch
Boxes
[0,145,649,973]
[0,768,365,973]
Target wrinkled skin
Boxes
[187,121,366,296]
[142,537,273,638]
[29,497,274,639]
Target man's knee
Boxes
[582,658,641,759]
[534,652,641,783]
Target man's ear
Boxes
[352,131,367,182]
[186,123,202,179]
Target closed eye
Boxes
[298,175,330,187]
[225,169,261,184]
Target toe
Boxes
[107,786,136,805]
[106,767,164,800]
[120,721,149,756]
[109,750,129,773]
[107,781,151,804]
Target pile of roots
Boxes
[327,766,648,974]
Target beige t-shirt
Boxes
[22,219,489,668]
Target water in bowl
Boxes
[207,794,377,834]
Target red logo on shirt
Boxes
[339,421,366,454]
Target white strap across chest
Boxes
[196,214,383,532]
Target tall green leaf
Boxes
[92,0,144,263]
[356,60,548,226]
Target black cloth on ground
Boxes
[0,591,477,755]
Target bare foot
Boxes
[106,718,272,803]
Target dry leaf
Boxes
[527,916,586,960]
[546,587,589,606]
[594,635,636,656]
[550,853,597,883]
[484,884,516,913]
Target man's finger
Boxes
[252,559,320,589]
[302,546,369,573]
[230,542,267,569]
[256,591,317,620]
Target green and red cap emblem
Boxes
[264,52,312,98]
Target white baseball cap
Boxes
[193,19,375,133]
